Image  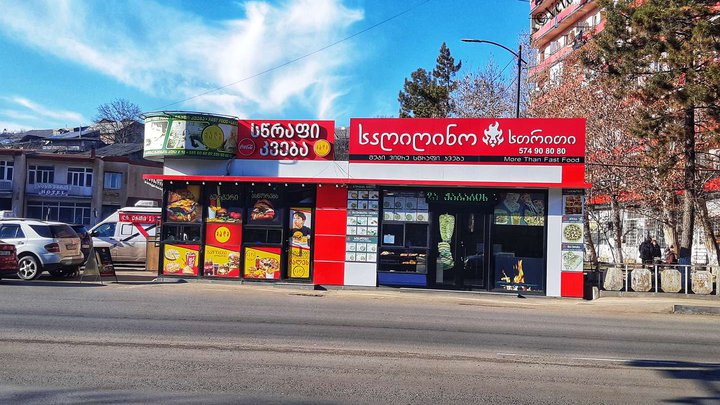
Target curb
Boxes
[672,305,720,316]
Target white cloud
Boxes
[0,0,364,120]
[0,96,87,130]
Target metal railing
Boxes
[589,262,719,296]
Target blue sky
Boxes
[0,0,530,132]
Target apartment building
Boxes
[0,146,162,226]
[529,0,602,85]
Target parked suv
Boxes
[0,219,84,280]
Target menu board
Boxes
[163,244,200,276]
[166,185,202,223]
[346,187,379,263]
[382,191,429,223]
[561,189,584,272]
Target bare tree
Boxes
[94,98,143,144]
[452,59,514,118]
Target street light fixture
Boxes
[461,39,528,118]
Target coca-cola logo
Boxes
[237,138,256,156]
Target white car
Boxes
[0,219,84,280]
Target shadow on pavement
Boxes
[627,359,720,403]
[0,386,311,405]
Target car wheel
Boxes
[17,256,41,280]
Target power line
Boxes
[153,0,434,111]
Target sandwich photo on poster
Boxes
[166,185,202,223]
[247,190,282,226]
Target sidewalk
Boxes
[93,269,720,316]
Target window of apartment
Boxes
[104,172,123,189]
[0,161,13,181]
[28,165,54,184]
[67,167,93,187]
[549,62,564,86]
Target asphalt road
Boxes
[0,279,718,404]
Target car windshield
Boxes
[30,224,77,239]
[71,225,88,236]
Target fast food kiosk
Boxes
[144,112,588,297]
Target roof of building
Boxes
[95,143,144,157]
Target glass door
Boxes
[434,211,490,289]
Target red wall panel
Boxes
[313,261,345,285]
[315,208,347,235]
[313,185,348,285]
[316,185,347,208]
[313,235,347,262]
[561,272,584,298]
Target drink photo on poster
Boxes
[204,245,241,277]
[207,184,243,223]
[163,244,200,275]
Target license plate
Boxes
[81,244,90,249]
[0,251,10,256]
[66,244,77,250]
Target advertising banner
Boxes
[288,207,312,278]
[247,190,282,226]
[561,189,585,272]
[166,185,202,223]
[244,246,281,279]
[493,192,545,226]
[206,184,243,223]
[144,112,238,159]
[349,118,585,165]
[205,223,242,247]
[163,244,200,276]
[204,245,241,277]
[237,120,334,160]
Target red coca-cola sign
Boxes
[349,118,585,166]
[236,120,335,160]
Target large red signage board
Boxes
[237,120,334,160]
[349,118,585,165]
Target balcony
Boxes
[532,0,596,48]
[0,180,12,192]
[26,183,92,198]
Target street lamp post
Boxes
[461,39,527,118]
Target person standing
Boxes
[639,237,653,264]
[665,245,678,264]
[650,238,662,262]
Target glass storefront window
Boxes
[378,190,429,274]
[492,191,547,292]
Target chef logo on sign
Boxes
[482,121,504,148]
